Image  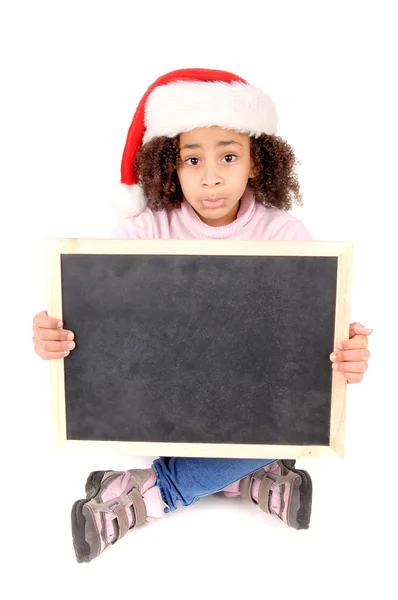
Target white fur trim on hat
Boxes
[143,81,278,144]
[111,183,147,218]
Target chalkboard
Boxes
[46,239,352,459]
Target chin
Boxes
[196,206,229,218]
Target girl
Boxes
[32,68,372,563]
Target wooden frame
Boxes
[46,239,353,459]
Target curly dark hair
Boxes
[135,133,303,212]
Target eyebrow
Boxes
[180,140,243,150]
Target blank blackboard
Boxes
[46,239,352,459]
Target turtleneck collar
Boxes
[179,186,256,239]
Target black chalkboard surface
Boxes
[46,239,353,459]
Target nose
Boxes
[201,161,223,188]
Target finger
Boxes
[36,339,76,353]
[345,372,364,384]
[336,336,369,351]
[332,361,368,374]
[330,348,370,363]
[35,348,71,360]
[34,327,75,342]
[349,322,373,338]
[33,311,63,329]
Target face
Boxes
[177,126,255,227]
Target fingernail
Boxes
[67,333,74,340]
[63,351,70,357]
[337,343,343,350]
[67,342,75,350]
[330,353,337,361]
[57,321,63,328]
[332,363,338,369]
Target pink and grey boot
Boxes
[222,460,312,529]
[71,468,165,563]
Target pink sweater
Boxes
[112,186,312,241]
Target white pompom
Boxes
[110,183,147,218]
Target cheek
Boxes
[176,169,195,199]
[232,161,253,182]
[176,168,186,185]
[177,167,198,187]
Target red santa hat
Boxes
[114,68,278,217]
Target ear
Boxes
[248,157,258,179]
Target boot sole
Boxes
[280,460,312,529]
[71,471,107,563]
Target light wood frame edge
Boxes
[46,239,66,449]
[329,241,354,458]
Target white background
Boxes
[1,1,397,598]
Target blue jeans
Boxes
[152,457,276,512]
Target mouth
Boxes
[200,197,226,209]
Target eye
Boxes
[185,157,200,166]
[222,154,237,163]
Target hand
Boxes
[329,322,372,384]
[32,310,76,360]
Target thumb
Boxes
[349,322,373,337]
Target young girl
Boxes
[32,68,372,563]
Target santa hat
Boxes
[114,68,278,218]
